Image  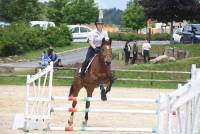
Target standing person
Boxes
[131,41,138,64]
[80,18,109,78]
[142,39,151,63]
[123,41,131,65]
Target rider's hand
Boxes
[94,48,100,53]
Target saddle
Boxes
[79,55,97,73]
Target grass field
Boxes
[0,43,200,89]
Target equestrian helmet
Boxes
[95,18,104,25]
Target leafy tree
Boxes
[47,0,98,25]
[103,8,123,25]
[0,0,42,22]
[122,1,145,32]
[140,0,200,43]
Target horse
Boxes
[68,38,115,126]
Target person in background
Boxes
[40,51,50,67]
[142,39,151,63]
[49,50,58,63]
[54,59,64,67]
[48,44,53,57]
[123,41,131,65]
[131,41,138,64]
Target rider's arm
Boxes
[88,32,96,49]
[89,40,96,49]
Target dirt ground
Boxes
[0,85,174,134]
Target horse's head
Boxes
[99,38,112,66]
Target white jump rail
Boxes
[50,126,157,133]
[52,96,159,103]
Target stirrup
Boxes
[80,72,85,79]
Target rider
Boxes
[80,18,109,78]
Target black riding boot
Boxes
[80,61,87,78]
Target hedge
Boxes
[0,23,72,56]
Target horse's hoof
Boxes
[68,120,73,126]
[82,121,87,127]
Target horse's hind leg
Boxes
[68,80,82,126]
[82,87,94,126]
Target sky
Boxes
[39,0,129,10]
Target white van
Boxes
[68,25,92,42]
[29,21,55,30]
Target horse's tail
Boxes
[69,84,74,96]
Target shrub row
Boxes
[109,32,170,41]
[0,23,72,56]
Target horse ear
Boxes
[109,38,112,45]
[102,38,105,43]
[101,38,106,47]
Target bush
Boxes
[0,23,72,56]
[109,32,170,41]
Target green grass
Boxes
[1,43,200,89]
[22,42,87,60]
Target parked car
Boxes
[29,21,55,30]
[181,24,200,43]
[172,28,183,43]
[0,21,10,28]
[68,25,92,42]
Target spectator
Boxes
[123,41,131,65]
[40,51,50,67]
[54,59,64,67]
[131,41,138,64]
[48,44,53,57]
[49,50,58,63]
[142,39,151,63]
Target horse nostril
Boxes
[105,61,111,66]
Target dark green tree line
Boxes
[140,0,200,42]
[0,0,42,22]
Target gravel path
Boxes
[0,85,174,134]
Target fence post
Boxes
[150,72,154,86]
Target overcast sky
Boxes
[39,0,129,10]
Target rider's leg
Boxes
[80,47,95,78]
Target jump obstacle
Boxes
[12,62,200,134]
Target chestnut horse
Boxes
[68,38,115,126]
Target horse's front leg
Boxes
[105,74,117,94]
[99,81,107,101]
[68,100,77,126]
[82,88,94,126]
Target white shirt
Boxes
[142,42,151,51]
[88,30,109,47]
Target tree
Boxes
[47,0,98,25]
[140,0,200,43]
[122,1,145,32]
[0,0,42,22]
[103,8,123,25]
